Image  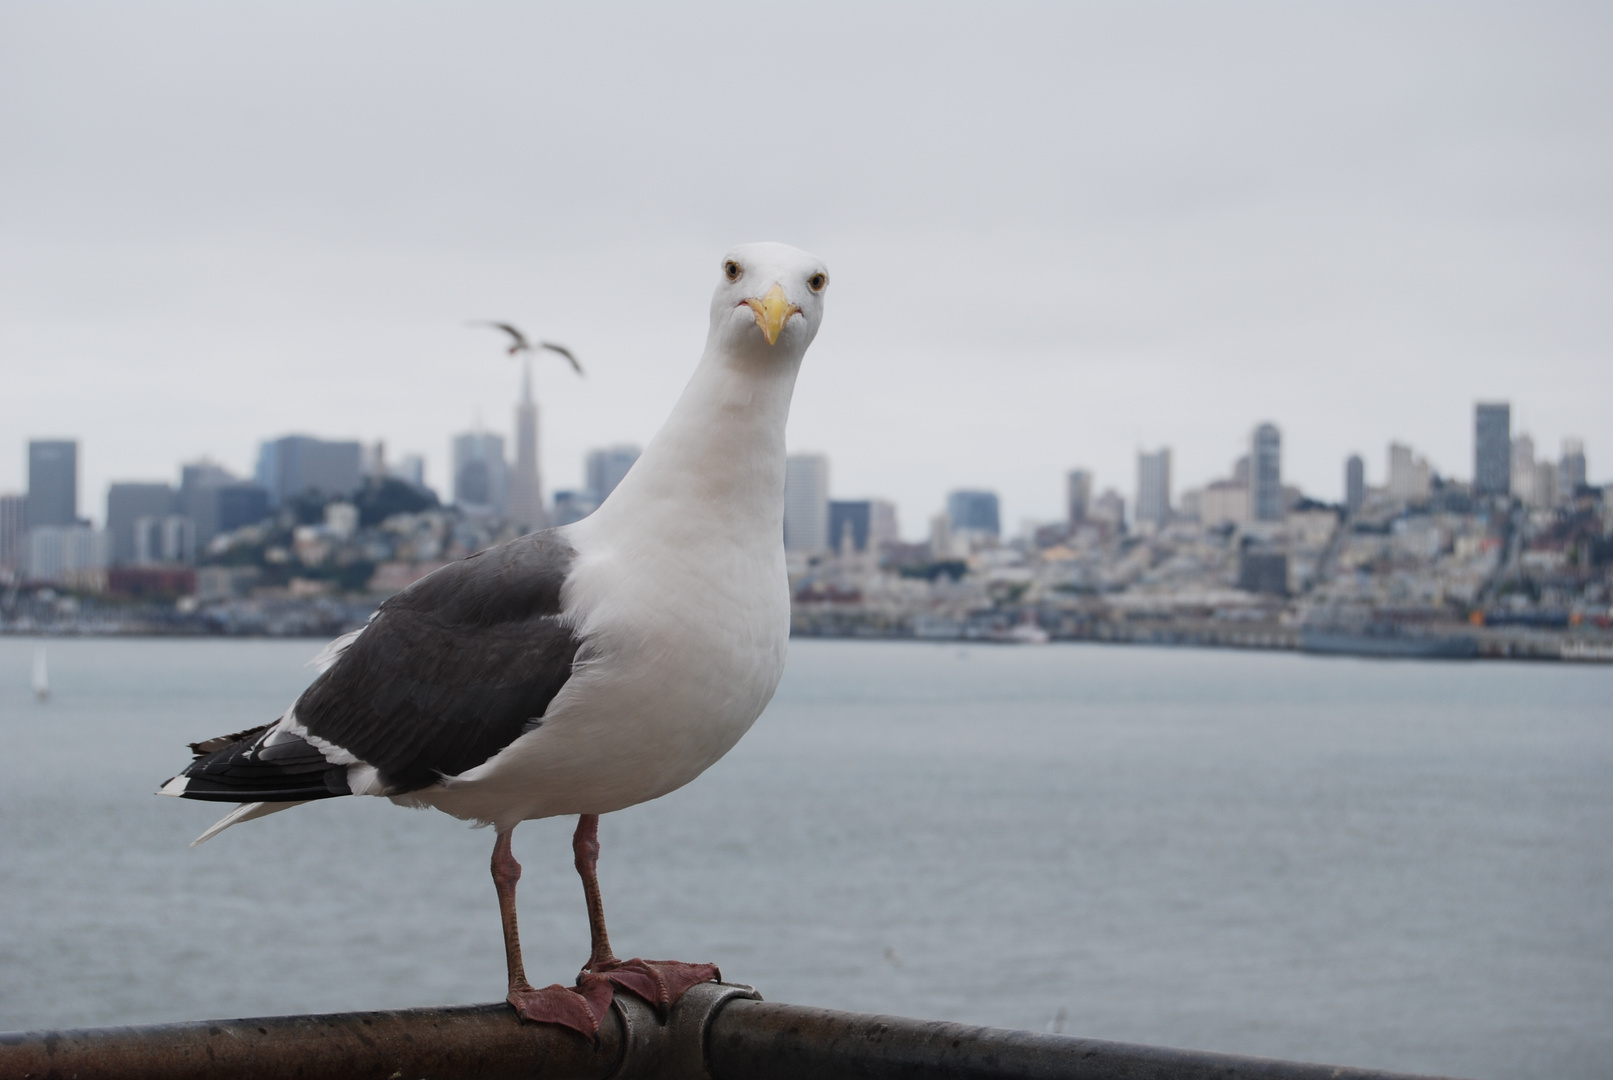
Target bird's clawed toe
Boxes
[584,958,720,1018]
[507,980,616,1038]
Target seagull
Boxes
[161,243,829,1036]
[470,320,584,375]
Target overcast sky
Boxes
[2,2,1608,537]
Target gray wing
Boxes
[539,341,583,375]
[470,320,532,352]
[291,528,582,793]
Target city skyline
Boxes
[3,5,1607,544]
[1,394,1599,546]
[5,367,1600,548]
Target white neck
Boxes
[576,338,804,550]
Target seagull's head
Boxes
[709,242,828,360]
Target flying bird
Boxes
[470,320,584,375]
[162,243,829,1037]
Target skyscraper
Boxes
[585,445,642,504]
[106,482,176,565]
[27,439,78,527]
[1387,443,1431,503]
[1250,423,1283,522]
[507,361,544,533]
[452,432,510,517]
[828,500,872,553]
[255,436,363,507]
[1510,433,1536,505]
[176,461,270,549]
[1135,449,1172,528]
[946,490,1000,538]
[1344,454,1364,516]
[1559,438,1587,501]
[1473,403,1510,496]
[823,499,898,554]
[868,499,899,549]
[0,494,26,572]
[783,454,830,552]
[1066,469,1092,528]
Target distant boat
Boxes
[986,618,1051,645]
[1004,622,1051,645]
[32,646,49,701]
[1301,628,1477,660]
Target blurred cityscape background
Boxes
[4,375,1608,660]
[3,4,1608,664]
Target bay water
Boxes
[1,637,1609,1078]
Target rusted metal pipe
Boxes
[705,999,1467,1080]
[0,984,1472,1080]
[0,1001,619,1080]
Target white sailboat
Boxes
[32,646,49,702]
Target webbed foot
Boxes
[585,958,720,1019]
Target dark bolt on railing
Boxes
[0,982,1472,1080]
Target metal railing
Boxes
[0,982,1470,1080]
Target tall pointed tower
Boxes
[507,358,545,533]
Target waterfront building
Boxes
[27,439,78,528]
[452,431,510,517]
[1135,449,1172,529]
[106,482,176,565]
[1345,454,1365,516]
[1066,469,1092,527]
[586,445,642,505]
[256,435,364,507]
[783,454,830,552]
[1,494,27,573]
[1474,402,1510,496]
[23,524,110,587]
[946,490,1001,540]
[1251,424,1283,522]
[508,362,544,533]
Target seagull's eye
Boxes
[724,260,742,281]
[807,272,827,293]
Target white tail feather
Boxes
[191,800,309,847]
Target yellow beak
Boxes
[744,284,800,346]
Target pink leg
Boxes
[570,814,719,1018]
[574,813,618,970]
[492,829,612,1036]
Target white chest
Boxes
[418,529,790,827]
